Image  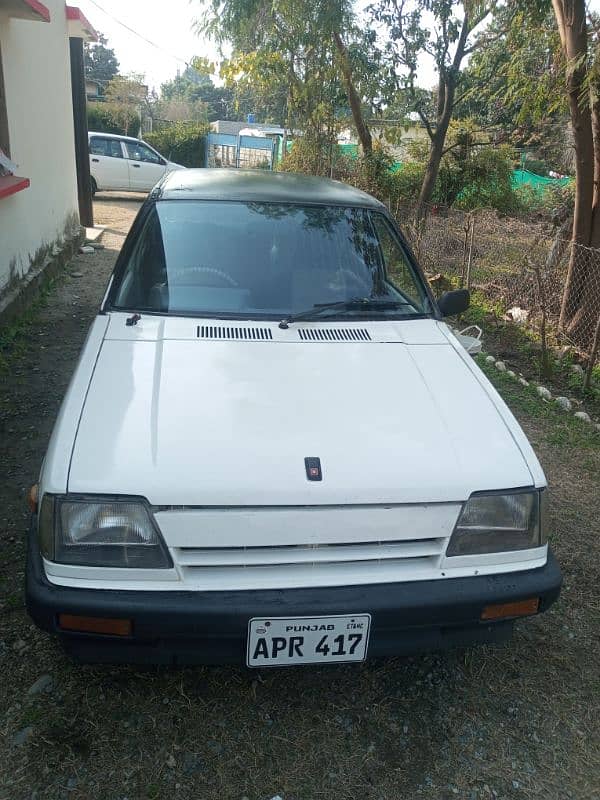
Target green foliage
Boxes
[159,61,233,122]
[87,102,136,136]
[144,122,209,167]
[84,33,119,87]
[104,74,147,136]
[220,50,289,125]
[388,162,426,205]
[453,145,518,212]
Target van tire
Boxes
[90,177,97,196]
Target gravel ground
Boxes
[0,196,599,800]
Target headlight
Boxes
[446,489,547,556]
[38,495,172,569]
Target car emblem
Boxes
[304,457,322,481]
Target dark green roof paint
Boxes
[158,168,385,209]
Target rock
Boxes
[504,306,529,325]
[555,397,572,412]
[12,639,27,652]
[536,386,552,400]
[70,271,84,278]
[506,370,516,378]
[595,424,600,432]
[495,361,506,372]
[166,754,176,768]
[28,674,53,696]
[485,355,496,364]
[571,364,585,376]
[518,378,529,387]
[13,726,34,746]
[557,345,573,360]
[78,245,95,254]
[574,411,592,423]
[512,780,520,789]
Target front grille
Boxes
[176,539,445,567]
[172,538,446,589]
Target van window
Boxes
[124,141,162,164]
[90,137,123,158]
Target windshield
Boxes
[111,200,432,319]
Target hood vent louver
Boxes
[197,325,273,341]
[298,327,371,342]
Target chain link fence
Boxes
[393,203,600,387]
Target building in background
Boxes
[0,0,96,319]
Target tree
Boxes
[84,33,119,88]
[197,0,375,154]
[460,6,569,172]
[370,0,503,218]
[104,74,147,135]
[160,59,233,121]
[550,0,600,342]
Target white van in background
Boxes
[88,132,185,194]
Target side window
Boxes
[371,215,425,308]
[124,141,161,164]
[90,138,123,158]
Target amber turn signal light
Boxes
[28,484,38,513]
[58,614,132,636]
[481,598,539,621]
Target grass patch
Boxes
[476,354,600,453]
[465,293,600,418]
[0,272,66,374]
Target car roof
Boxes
[157,169,385,209]
[88,131,141,143]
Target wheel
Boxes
[90,176,97,196]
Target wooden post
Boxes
[69,37,93,229]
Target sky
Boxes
[79,0,600,98]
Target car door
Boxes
[89,136,130,191]
[124,140,167,191]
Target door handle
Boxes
[91,158,99,163]
[132,163,141,168]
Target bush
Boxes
[145,122,210,167]
[388,162,425,206]
[87,102,137,135]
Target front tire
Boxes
[90,176,97,196]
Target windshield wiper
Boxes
[278,297,412,329]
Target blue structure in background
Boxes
[205,132,277,170]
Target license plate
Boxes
[246,614,371,667]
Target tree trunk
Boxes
[414,13,469,220]
[415,77,455,219]
[552,0,595,333]
[332,29,372,156]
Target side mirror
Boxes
[437,289,470,317]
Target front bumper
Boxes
[26,523,562,665]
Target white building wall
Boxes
[0,0,80,301]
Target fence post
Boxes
[584,311,600,391]
[464,215,475,291]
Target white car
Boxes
[27,170,561,666]
[88,131,184,194]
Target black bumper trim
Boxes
[26,520,562,665]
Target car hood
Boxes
[67,317,534,505]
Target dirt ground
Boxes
[0,195,599,800]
